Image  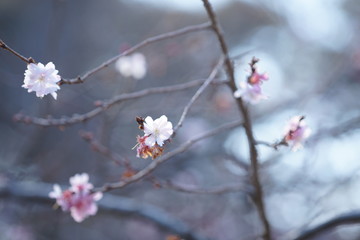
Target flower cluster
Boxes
[115,53,147,80]
[234,58,268,104]
[283,116,311,151]
[49,173,102,223]
[135,115,173,159]
[23,62,61,99]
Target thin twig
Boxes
[0,181,211,240]
[157,180,253,195]
[79,130,127,165]
[0,39,35,64]
[95,119,243,192]
[174,57,224,132]
[201,1,272,239]
[59,22,212,85]
[14,78,228,127]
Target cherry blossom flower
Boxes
[22,62,61,99]
[234,58,268,104]
[143,115,173,147]
[115,53,147,79]
[49,184,73,211]
[234,82,268,104]
[248,71,268,85]
[49,173,102,223]
[283,116,311,151]
[69,173,93,193]
[136,135,164,159]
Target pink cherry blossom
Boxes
[233,82,268,104]
[49,173,102,222]
[283,116,311,151]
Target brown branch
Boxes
[201,1,272,239]
[294,211,360,240]
[79,130,127,165]
[0,39,35,64]
[156,180,253,195]
[14,78,228,127]
[59,22,212,85]
[0,181,211,240]
[95,119,243,193]
[173,57,224,132]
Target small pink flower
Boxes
[234,58,269,104]
[70,191,103,223]
[234,82,268,104]
[283,116,311,151]
[70,173,93,193]
[248,71,268,85]
[49,173,102,223]
[49,184,73,211]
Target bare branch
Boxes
[59,22,212,85]
[79,130,127,165]
[201,1,272,239]
[0,39,35,64]
[294,211,360,240]
[174,57,225,132]
[156,180,253,195]
[0,181,211,240]
[95,119,243,192]
[14,78,228,127]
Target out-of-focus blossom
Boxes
[22,62,61,99]
[49,173,102,223]
[115,53,146,79]
[143,115,173,147]
[234,82,268,104]
[49,184,73,211]
[248,71,268,85]
[234,58,268,104]
[283,116,311,151]
[70,173,93,193]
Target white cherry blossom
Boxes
[22,62,61,99]
[143,115,173,147]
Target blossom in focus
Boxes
[283,116,311,151]
[136,135,164,159]
[115,53,146,79]
[49,173,102,223]
[143,115,173,147]
[22,62,61,99]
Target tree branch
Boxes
[174,57,224,132]
[95,119,243,192]
[59,22,212,85]
[155,180,253,195]
[294,211,360,240]
[0,39,35,64]
[0,181,211,240]
[14,78,227,127]
[201,1,272,239]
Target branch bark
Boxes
[201,1,272,239]
[294,211,360,240]
[0,181,211,240]
[59,22,212,85]
[95,119,243,192]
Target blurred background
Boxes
[1,0,360,239]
